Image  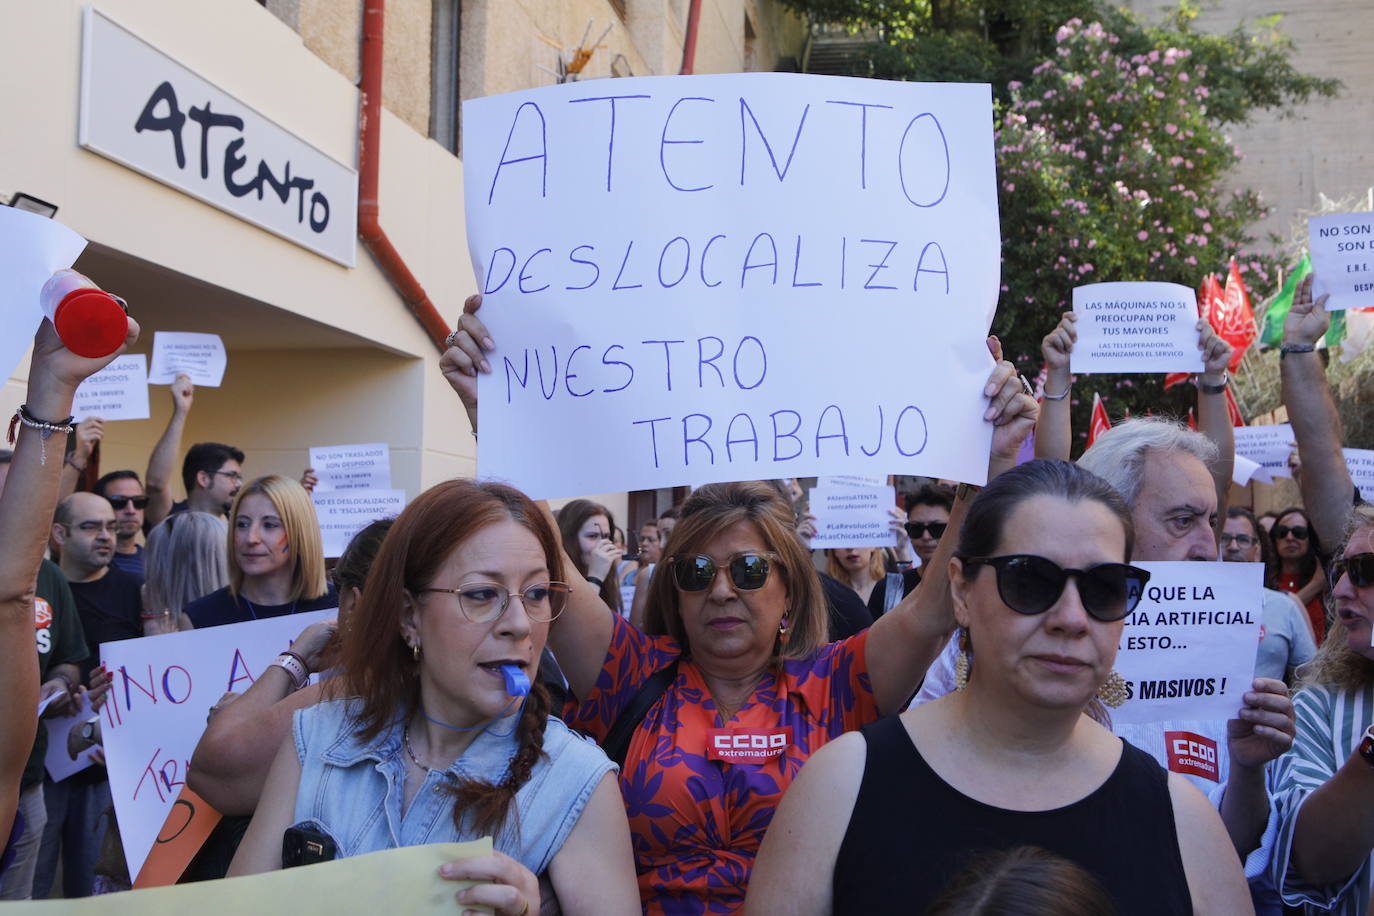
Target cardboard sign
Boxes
[147,332,227,387]
[463,73,1002,498]
[99,610,334,879]
[72,354,151,422]
[1070,282,1204,374]
[1344,448,1374,498]
[313,489,406,558]
[1232,424,1294,482]
[1310,213,1374,311]
[133,786,221,888]
[0,207,88,382]
[1112,561,1263,726]
[808,485,897,548]
[309,442,392,492]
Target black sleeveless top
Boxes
[832,716,1192,916]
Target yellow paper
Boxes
[7,838,494,914]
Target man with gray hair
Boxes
[914,417,1294,884]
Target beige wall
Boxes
[1125,0,1373,249]
[1,0,475,498]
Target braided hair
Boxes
[441,680,551,838]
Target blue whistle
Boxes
[501,664,530,697]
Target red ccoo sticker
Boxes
[706,727,792,765]
[1165,731,1219,782]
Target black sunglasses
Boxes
[1272,524,1309,541]
[905,521,948,540]
[960,554,1151,622]
[1329,553,1374,590]
[670,552,779,592]
[106,496,148,510]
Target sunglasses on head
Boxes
[959,554,1151,622]
[905,521,948,540]
[106,496,148,510]
[1329,553,1374,590]
[1272,524,1309,541]
[670,552,779,592]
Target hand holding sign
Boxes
[148,332,227,387]
[1226,678,1295,770]
[1284,274,1330,346]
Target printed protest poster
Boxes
[818,474,888,489]
[100,610,334,879]
[1311,213,1374,311]
[147,331,227,386]
[463,74,1001,498]
[808,484,897,548]
[0,207,88,382]
[44,692,102,782]
[1345,448,1374,498]
[1231,454,1265,487]
[1070,282,1204,374]
[1233,424,1294,481]
[1112,561,1263,727]
[313,488,406,557]
[72,354,150,422]
[309,442,392,492]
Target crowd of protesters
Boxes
[0,269,1370,916]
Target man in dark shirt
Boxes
[36,493,143,898]
[93,470,148,582]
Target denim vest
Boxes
[292,698,615,875]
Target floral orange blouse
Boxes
[568,614,878,915]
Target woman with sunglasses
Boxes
[231,481,638,916]
[439,295,1038,914]
[1269,506,1328,642]
[746,460,1250,915]
[1266,505,1374,915]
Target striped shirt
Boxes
[1270,681,1374,914]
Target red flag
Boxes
[1213,260,1258,372]
[1186,407,1197,431]
[1087,393,1112,447]
[1225,386,1245,427]
[1164,372,1190,390]
[1165,277,1216,389]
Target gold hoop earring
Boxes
[954,628,971,690]
[411,642,421,662]
[1097,670,1128,708]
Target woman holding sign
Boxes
[0,308,139,879]
[440,294,1039,914]
[745,460,1251,915]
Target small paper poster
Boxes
[808,485,897,549]
[308,443,392,492]
[148,332,227,387]
[313,489,406,558]
[1310,213,1374,311]
[1070,281,1204,374]
[72,354,151,422]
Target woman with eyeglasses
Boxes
[439,294,1038,914]
[558,498,626,617]
[182,475,338,629]
[1268,504,1374,915]
[230,480,638,916]
[1221,507,1317,684]
[1269,506,1329,642]
[745,460,1250,915]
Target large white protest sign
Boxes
[100,610,334,878]
[808,485,897,549]
[44,691,104,782]
[147,332,227,387]
[0,207,88,382]
[1311,213,1374,312]
[1070,282,1204,374]
[313,489,406,557]
[1233,424,1294,481]
[1113,561,1263,726]
[463,74,1001,499]
[72,354,150,422]
[1344,448,1374,498]
[309,442,392,492]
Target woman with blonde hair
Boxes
[1269,504,1374,915]
[184,475,335,629]
[139,511,228,634]
[826,547,887,606]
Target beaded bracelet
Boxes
[6,405,75,466]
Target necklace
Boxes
[242,596,298,621]
[403,724,436,772]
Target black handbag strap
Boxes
[602,659,679,767]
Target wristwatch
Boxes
[1358,725,1374,769]
[80,717,99,743]
[1197,370,1229,395]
